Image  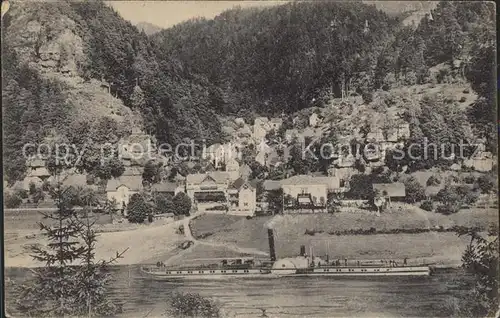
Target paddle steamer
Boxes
[141,229,432,279]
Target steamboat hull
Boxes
[141,267,274,280]
[279,266,431,277]
[141,266,431,280]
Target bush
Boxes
[173,192,192,216]
[372,166,384,175]
[403,177,426,203]
[475,175,496,194]
[463,88,470,94]
[463,175,476,184]
[29,182,37,195]
[32,188,45,204]
[126,194,152,223]
[448,175,460,183]
[455,185,479,205]
[404,71,418,86]
[41,181,51,192]
[459,96,467,103]
[436,204,457,215]
[5,193,22,208]
[426,175,441,186]
[15,189,29,199]
[167,292,221,318]
[420,200,434,212]
[361,90,373,104]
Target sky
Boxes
[106,1,287,29]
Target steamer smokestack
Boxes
[267,229,276,262]
[300,245,306,256]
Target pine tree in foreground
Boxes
[17,180,85,317]
[75,207,128,317]
[455,225,499,317]
[17,175,127,317]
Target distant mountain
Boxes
[135,21,163,35]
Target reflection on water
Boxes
[6,266,473,317]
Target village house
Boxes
[285,129,302,143]
[225,157,240,181]
[60,168,88,188]
[151,181,184,198]
[363,143,383,162]
[253,117,283,143]
[309,112,322,127]
[204,143,223,167]
[106,175,144,213]
[22,158,51,190]
[234,117,246,126]
[223,143,242,164]
[236,125,253,143]
[118,126,157,161]
[239,164,252,180]
[262,175,342,212]
[385,123,410,143]
[366,128,385,143]
[255,141,278,167]
[253,117,270,143]
[227,178,257,216]
[263,180,282,192]
[186,172,230,211]
[265,149,282,168]
[372,182,406,206]
[204,142,241,169]
[333,153,357,168]
[463,151,494,172]
[281,175,340,207]
[302,127,317,141]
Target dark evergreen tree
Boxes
[173,192,192,216]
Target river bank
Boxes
[6,206,497,268]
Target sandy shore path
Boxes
[5,218,186,268]
[5,213,269,268]
[163,214,268,266]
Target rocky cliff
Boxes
[4,1,141,125]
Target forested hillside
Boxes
[2,0,496,183]
[152,0,495,143]
[153,2,400,115]
[2,0,223,182]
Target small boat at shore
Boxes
[141,229,432,280]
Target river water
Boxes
[5,266,473,317]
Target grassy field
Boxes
[191,206,497,266]
[4,209,113,231]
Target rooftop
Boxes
[106,175,143,192]
[186,172,229,184]
[263,180,281,191]
[239,164,252,178]
[281,175,340,190]
[61,172,87,187]
[28,167,50,178]
[151,182,178,193]
[228,177,257,190]
[27,158,46,168]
